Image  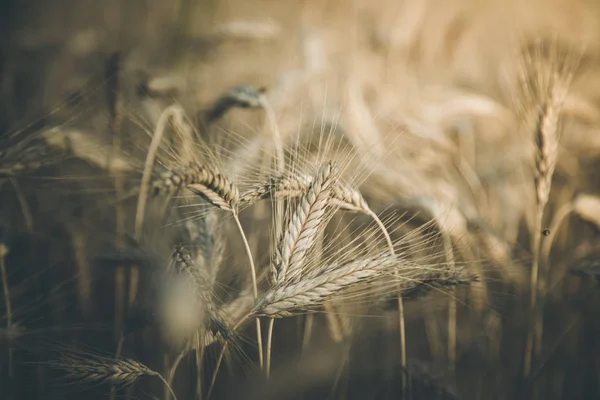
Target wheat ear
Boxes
[524,82,562,378]
[48,353,178,400]
[274,163,335,282]
[254,254,397,318]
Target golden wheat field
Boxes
[2,0,600,399]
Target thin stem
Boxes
[524,209,544,378]
[265,318,274,378]
[135,105,178,240]
[366,209,405,369]
[232,213,263,368]
[366,209,394,253]
[207,341,228,400]
[540,202,573,267]
[167,349,187,398]
[155,372,179,400]
[195,345,205,400]
[0,243,13,376]
[302,314,314,351]
[448,288,457,371]
[9,178,32,231]
[442,232,456,372]
[260,95,284,378]
[207,314,253,398]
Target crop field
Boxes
[1,1,600,399]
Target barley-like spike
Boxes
[533,97,560,208]
[0,138,64,177]
[54,356,156,387]
[153,162,239,211]
[255,254,396,318]
[274,162,335,283]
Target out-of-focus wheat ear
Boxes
[47,353,178,400]
[257,91,284,174]
[0,242,13,376]
[202,84,266,127]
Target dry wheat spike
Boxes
[47,352,177,399]
[273,162,335,283]
[153,162,239,211]
[254,253,398,318]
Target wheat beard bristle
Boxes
[273,162,335,283]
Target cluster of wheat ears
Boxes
[3,13,600,398]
